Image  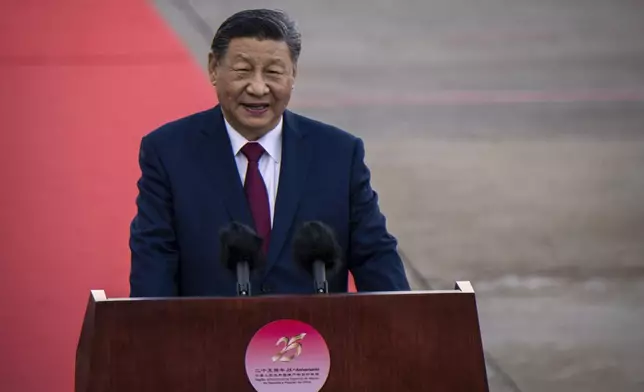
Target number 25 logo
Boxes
[272,333,306,362]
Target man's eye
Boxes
[267,69,283,74]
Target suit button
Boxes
[261,284,272,294]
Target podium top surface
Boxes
[90,280,474,301]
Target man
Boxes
[129,9,410,297]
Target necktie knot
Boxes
[241,142,265,163]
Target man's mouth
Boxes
[242,103,269,114]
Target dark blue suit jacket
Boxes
[129,105,410,297]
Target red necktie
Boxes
[241,143,271,254]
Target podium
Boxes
[76,282,488,391]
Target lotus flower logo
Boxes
[271,333,306,362]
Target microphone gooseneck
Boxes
[312,260,327,294]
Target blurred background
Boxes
[1,0,643,391]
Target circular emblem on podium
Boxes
[245,319,330,392]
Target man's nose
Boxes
[246,73,269,96]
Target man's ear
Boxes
[208,52,217,85]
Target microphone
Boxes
[219,222,263,296]
[292,221,341,294]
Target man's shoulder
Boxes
[143,107,215,145]
[287,110,359,145]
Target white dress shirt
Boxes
[224,117,282,227]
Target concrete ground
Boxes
[152,0,644,390]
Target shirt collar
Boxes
[224,116,283,163]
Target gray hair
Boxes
[210,9,302,63]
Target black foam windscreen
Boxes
[219,221,263,270]
[292,221,341,274]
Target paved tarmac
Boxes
[153,1,644,390]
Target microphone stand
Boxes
[236,260,251,296]
[313,260,328,294]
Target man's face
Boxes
[209,38,296,140]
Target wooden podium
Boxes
[76,282,488,391]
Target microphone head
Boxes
[292,221,342,274]
[219,222,263,270]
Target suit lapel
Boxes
[266,110,310,270]
[197,106,254,229]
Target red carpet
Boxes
[0,1,213,390]
[0,1,356,391]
